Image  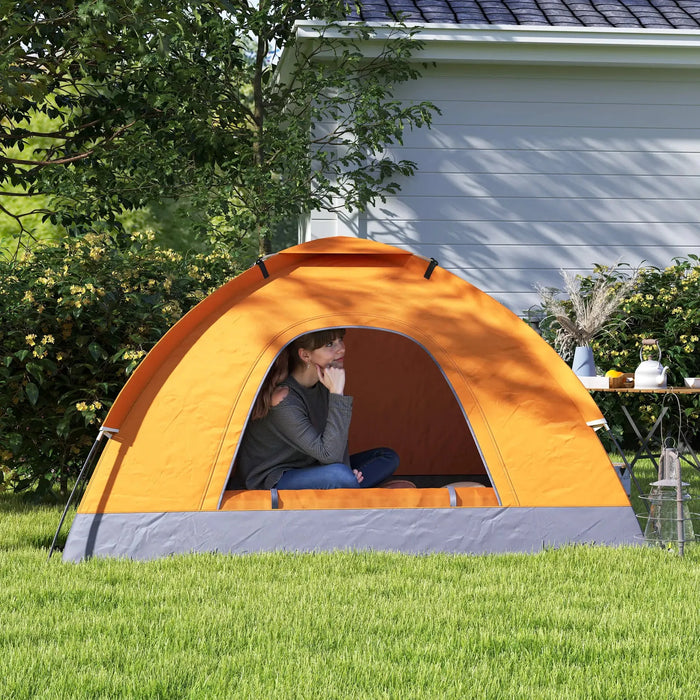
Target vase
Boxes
[572,345,596,376]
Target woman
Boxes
[237,329,399,490]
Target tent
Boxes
[61,236,641,561]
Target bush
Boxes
[0,231,241,498]
[537,256,700,449]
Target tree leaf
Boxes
[88,342,104,362]
[25,383,39,406]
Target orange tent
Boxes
[62,237,640,560]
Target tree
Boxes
[1,1,437,256]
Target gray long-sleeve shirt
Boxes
[236,375,353,489]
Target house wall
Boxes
[304,62,700,314]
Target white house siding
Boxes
[304,62,700,314]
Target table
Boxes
[589,387,700,501]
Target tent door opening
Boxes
[222,327,494,505]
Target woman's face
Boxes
[307,336,345,369]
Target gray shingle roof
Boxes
[346,0,700,28]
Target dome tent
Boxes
[61,236,640,561]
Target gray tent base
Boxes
[63,506,643,561]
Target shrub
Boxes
[0,231,241,498]
[537,256,700,448]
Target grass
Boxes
[1,459,699,699]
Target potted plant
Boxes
[536,263,636,376]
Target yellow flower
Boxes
[41,334,54,345]
[25,334,36,346]
[89,247,105,261]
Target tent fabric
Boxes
[63,507,641,561]
[64,236,641,560]
[219,486,500,511]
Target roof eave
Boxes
[289,20,700,69]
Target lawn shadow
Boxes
[0,492,74,553]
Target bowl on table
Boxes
[684,377,699,388]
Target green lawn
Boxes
[1,459,699,699]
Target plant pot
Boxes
[572,345,596,376]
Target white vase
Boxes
[572,345,596,376]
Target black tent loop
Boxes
[255,257,270,279]
[423,258,439,280]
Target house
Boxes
[295,1,700,314]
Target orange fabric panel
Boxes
[100,263,269,430]
[220,487,500,511]
[78,237,629,517]
[278,236,413,256]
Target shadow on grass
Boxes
[0,492,74,553]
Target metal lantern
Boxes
[642,446,696,554]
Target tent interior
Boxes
[224,327,495,502]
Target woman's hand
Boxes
[316,364,345,395]
[353,469,364,484]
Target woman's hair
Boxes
[288,328,346,370]
[251,349,290,421]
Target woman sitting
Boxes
[237,329,399,490]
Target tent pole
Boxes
[47,427,118,561]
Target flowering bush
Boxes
[538,256,700,447]
[0,232,240,498]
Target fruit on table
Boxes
[605,369,624,378]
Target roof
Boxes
[347,0,700,29]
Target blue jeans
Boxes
[275,448,399,490]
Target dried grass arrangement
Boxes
[536,263,637,361]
